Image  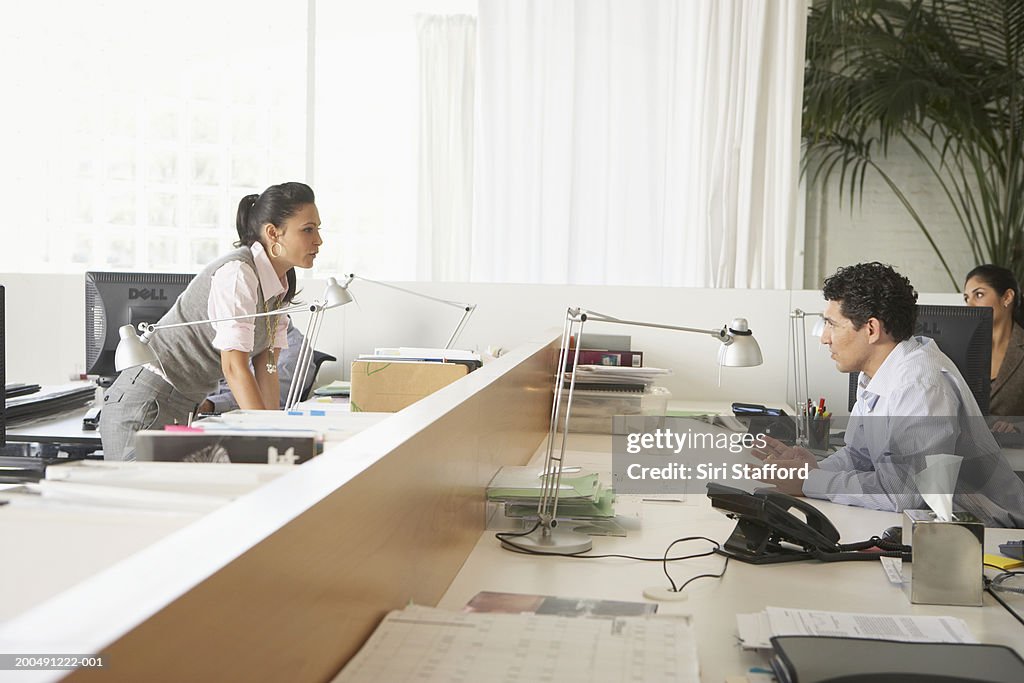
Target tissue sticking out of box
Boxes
[912,454,962,522]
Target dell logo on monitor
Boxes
[128,288,168,301]
[917,321,941,336]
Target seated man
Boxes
[756,262,1024,527]
[200,321,315,413]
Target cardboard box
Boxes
[350,360,468,412]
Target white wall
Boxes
[0,272,968,416]
[805,139,977,294]
[3,272,790,405]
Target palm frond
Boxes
[803,0,1024,290]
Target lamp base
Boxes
[642,586,690,602]
[502,527,593,555]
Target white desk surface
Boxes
[438,431,1024,683]
[4,405,99,445]
[0,405,385,627]
[0,500,202,623]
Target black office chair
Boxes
[301,350,337,402]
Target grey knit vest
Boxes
[148,247,277,403]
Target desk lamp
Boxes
[789,309,825,445]
[339,274,476,349]
[114,277,352,411]
[504,307,763,555]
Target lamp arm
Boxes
[139,301,318,335]
[444,304,477,349]
[284,306,327,410]
[580,310,730,342]
[345,273,473,311]
[537,308,586,524]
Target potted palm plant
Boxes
[803,0,1024,289]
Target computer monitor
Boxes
[85,271,195,382]
[847,304,992,414]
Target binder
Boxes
[769,635,1024,683]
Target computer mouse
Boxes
[881,526,902,544]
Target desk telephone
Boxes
[707,483,910,564]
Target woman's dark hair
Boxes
[234,181,315,303]
[965,263,1024,327]
[822,262,918,341]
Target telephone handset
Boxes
[707,483,842,564]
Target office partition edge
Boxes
[0,333,560,683]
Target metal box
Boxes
[902,509,984,606]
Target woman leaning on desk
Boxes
[963,264,1024,427]
[99,181,324,461]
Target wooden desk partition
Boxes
[66,334,559,683]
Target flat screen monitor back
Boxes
[846,304,992,414]
[85,272,195,382]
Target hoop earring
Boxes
[270,242,285,259]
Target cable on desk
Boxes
[661,536,729,595]
[496,528,731,596]
[497,525,721,562]
[809,536,912,563]
[985,571,1024,629]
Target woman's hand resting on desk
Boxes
[750,436,818,496]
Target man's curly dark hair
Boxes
[822,262,918,342]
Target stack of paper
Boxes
[362,346,482,364]
[0,460,293,513]
[333,605,698,682]
[566,365,671,391]
[736,606,977,650]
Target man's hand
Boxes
[750,435,817,496]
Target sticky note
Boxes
[985,553,1024,570]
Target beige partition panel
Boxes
[69,336,558,683]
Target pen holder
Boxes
[807,416,830,451]
[901,510,984,606]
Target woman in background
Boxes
[100,181,323,460]
[963,264,1024,424]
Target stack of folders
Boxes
[559,366,672,434]
[485,465,618,532]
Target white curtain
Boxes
[471,0,806,287]
[416,14,477,281]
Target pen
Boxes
[818,397,826,413]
